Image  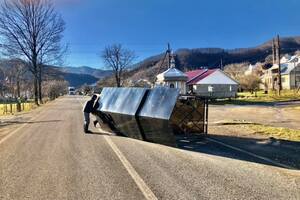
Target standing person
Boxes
[82,94,99,133]
[93,96,102,127]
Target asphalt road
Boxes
[0,96,299,200]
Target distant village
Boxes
[131,40,300,100]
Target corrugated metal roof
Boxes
[186,69,217,85]
[186,69,239,85]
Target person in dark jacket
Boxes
[82,94,99,133]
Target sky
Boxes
[54,0,300,68]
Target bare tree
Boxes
[0,67,6,97]
[101,44,136,87]
[43,80,68,100]
[224,62,249,80]
[0,0,66,105]
[239,74,261,96]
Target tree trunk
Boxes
[32,56,39,106]
[17,79,20,98]
[38,65,43,104]
[38,73,43,104]
[34,76,39,105]
[16,79,21,112]
[115,73,121,87]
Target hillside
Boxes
[51,66,112,87]
[121,36,300,83]
[0,60,108,88]
[57,66,112,79]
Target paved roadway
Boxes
[0,96,299,200]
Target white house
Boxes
[186,69,239,98]
[261,54,300,90]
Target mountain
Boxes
[53,66,113,87]
[120,36,300,83]
[0,60,110,88]
[57,66,113,79]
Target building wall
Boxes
[281,74,291,90]
[289,66,300,89]
[156,80,186,94]
[193,84,238,98]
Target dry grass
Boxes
[214,90,300,105]
[237,90,300,102]
[248,124,300,142]
[0,103,36,116]
[213,120,300,142]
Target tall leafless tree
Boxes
[0,0,66,105]
[101,44,136,87]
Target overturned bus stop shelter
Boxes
[96,87,208,146]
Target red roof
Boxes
[186,69,218,85]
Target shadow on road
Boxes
[0,120,62,127]
[176,134,300,170]
[85,131,113,136]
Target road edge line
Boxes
[103,135,158,200]
[206,137,296,170]
[78,97,157,199]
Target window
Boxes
[281,77,286,83]
[170,83,175,88]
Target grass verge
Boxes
[248,124,300,142]
[0,102,36,116]
[213,90,300,105]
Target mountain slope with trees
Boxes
[102,36,300,86]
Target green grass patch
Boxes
[213,90,300,105]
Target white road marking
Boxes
[78,97,158,200]
[104,135,158,200]
[206,137,296,170]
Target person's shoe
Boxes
[84,124,89,133]
[85,130,93,134]
[93,120,98,127]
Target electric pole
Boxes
[276,35,282,95]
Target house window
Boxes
[281,77,286,83]
[170,83,175,88]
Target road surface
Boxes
[0,96,299,200]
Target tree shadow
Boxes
[176,134,300,170]
[0,120,62,127]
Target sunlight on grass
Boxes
[0,103,36,116]
[214,90,300,105]
[248,124,300,142]
[237,90,300,103]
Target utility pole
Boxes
[276,35,282,95]
[220,58,223,70]
[272,38,276,65]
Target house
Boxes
[261,55,300,90]
[155,52,188,94]
[186,69,239,98]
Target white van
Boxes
[68,87,75,95]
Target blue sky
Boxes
[56,0,300,68]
